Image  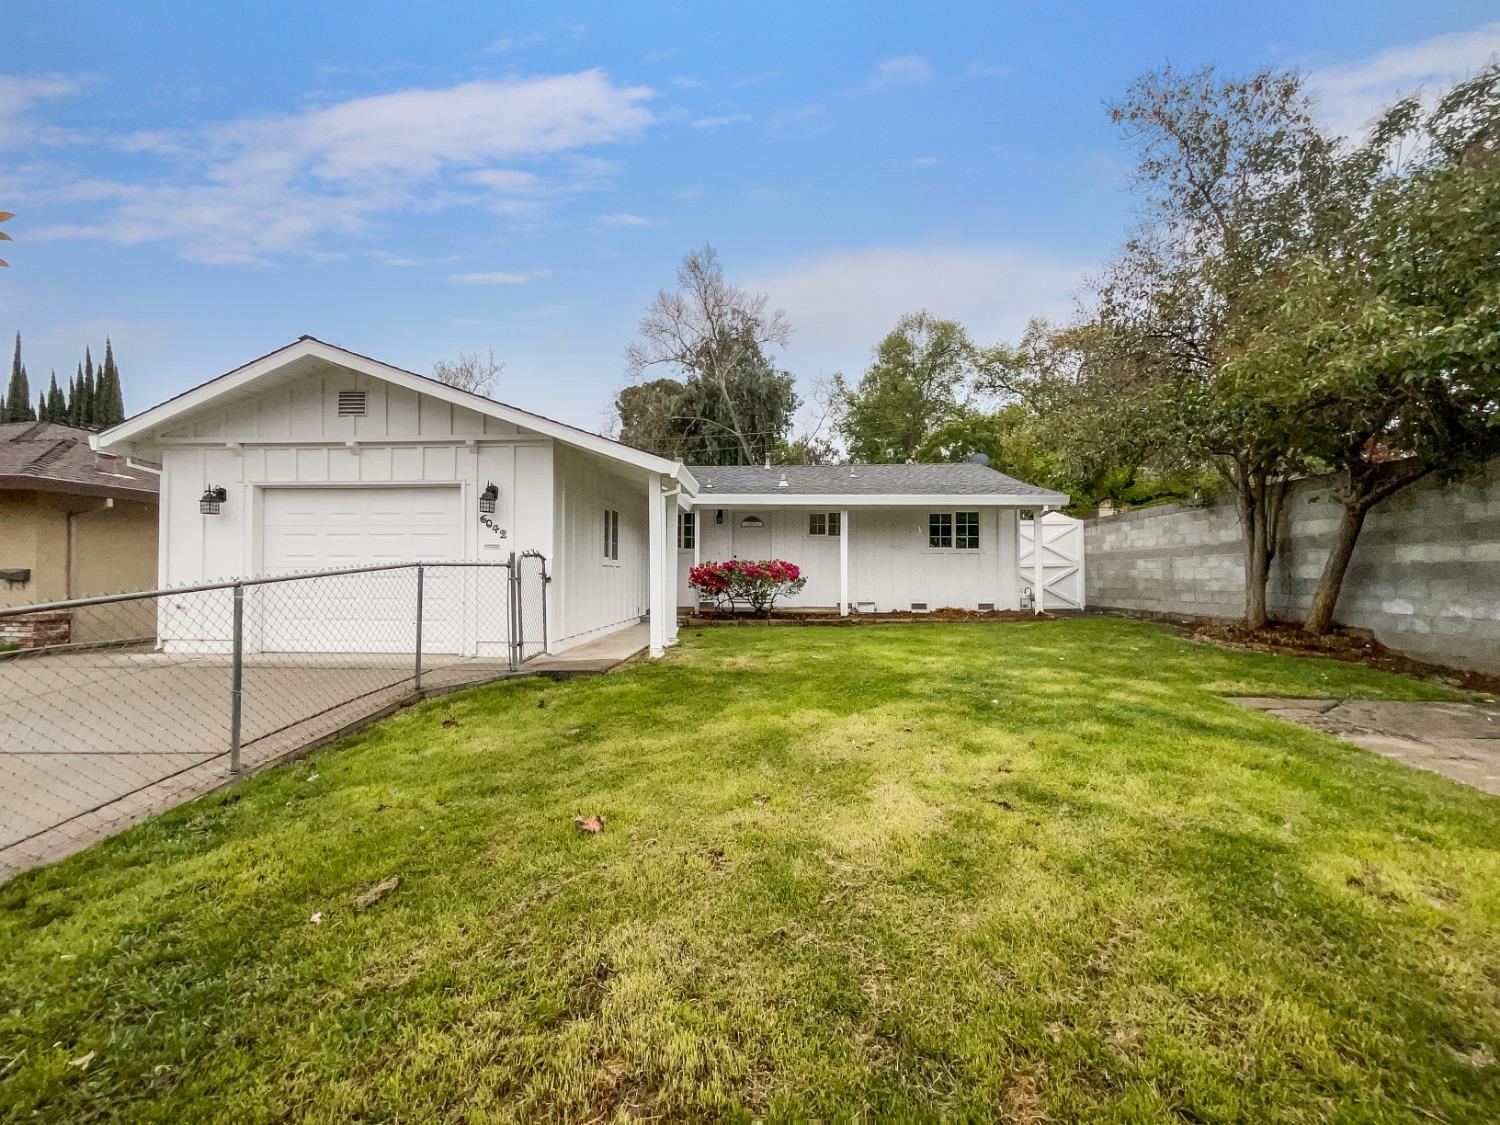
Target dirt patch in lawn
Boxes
[1185,620,1500,697]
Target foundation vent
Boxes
[910,602,929,613]
[337,390,367,416]
[977,602,996,612]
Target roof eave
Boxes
[688,491,1069,508]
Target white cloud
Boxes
[594,212,654,227]
[0,73,89,146]
[965,61,1010,79]
[1308,21,1500,139]
[692,113,752,131]
[27,70,655,263]
[863,55,932,92]
[447,269,549,285]
[910,155,940,167]
[746,245,1086,376]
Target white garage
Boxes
[93,336,696,658]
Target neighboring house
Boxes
[92,336,1069,660]
[0,421,160,646]
[676,465,1070,613]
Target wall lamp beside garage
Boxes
[478,482,499,514]
[199,486,228,515]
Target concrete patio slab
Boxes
[1232,697,1500,795]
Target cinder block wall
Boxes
[1083,460,1500,675]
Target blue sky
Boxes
[4,3,1498,433]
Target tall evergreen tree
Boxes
[97,338,125,426]
[45,371,66,422]
[4,332,35,423]
[70,363,85,425]
[80,347,96,427]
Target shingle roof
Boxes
[0,422,159,500]
[686,462,1065,499]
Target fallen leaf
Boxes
[989,799,1017,812]
[68,1051,95,1070]
[573,813,605,834]
[1045,1022,1065,1043]
[753,793,771,806]
[354,876,401,910]
[997,760,1014,774]
[309,912,323,924]
[441,715,460,729]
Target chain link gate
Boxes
[0,553,548,878]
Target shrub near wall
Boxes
[1083,460,1500,675]
[690,559,806,616]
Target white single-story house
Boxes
[93,337,1068,659]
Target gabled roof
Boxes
[0,421,159,501]
[687,463,1068,507]
[92,336,697,493]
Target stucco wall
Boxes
[1084,461,1500,674]
[0,491,157,606]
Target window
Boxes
[807,511,841,537]
[928,512,952,548]
[603,509,619,562]
[929,511,980,550]
[678,511,696,550]
[955,511,980,550]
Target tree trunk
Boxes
[1304,500,1368,636]
[1231,466,1286,631]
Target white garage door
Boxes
[259,486,465,653]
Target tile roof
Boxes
[0,422,159,500]
[686,462,1064,498]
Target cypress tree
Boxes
[98,339,125,426]
[70,364,84,425]
[80,347,96,428]
[37,391,47,422]
[46,371,65,422]
[4,332,34,423]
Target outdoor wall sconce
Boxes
[478,482,499,514]
[199,486,227,515]
[715,509,724,524]
[740,515,765,528]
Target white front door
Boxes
[258,486,464,653]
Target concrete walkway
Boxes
[1232,697,1500,795]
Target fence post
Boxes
[508,552,519,670]
[414,563,425,693]
[229,583,244,775]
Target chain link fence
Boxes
[0,557,548,878]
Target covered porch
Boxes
[676,500,1065,616]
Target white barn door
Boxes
[1018,512,1085,610]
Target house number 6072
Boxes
[480,516,508,538]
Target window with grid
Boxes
[807,511,841,537]
[928,512,952,548]
[955,511,980,549]
[603,509,619,562]
[677,511,695,550]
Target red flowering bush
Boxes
[689,559,806,616]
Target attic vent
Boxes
[337,390,367,417]
[910,602,929,613]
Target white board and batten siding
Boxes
[552,444,650,647]
[680,506,1026,612]
[154,365,557,653]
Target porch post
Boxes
[648,471,666,657]
[1033,508,1045,615]
[838,508,849,616]
[664,492,679,646]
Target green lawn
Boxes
[2,618,1498,1121]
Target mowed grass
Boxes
[1,618,1498,1122]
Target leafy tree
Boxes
[1074,66,1349,628]
[627,246,804,468]
[1224,64,1500,634]
[623,246,799,464]
[4,332,34,423]
[837,312,975,462]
